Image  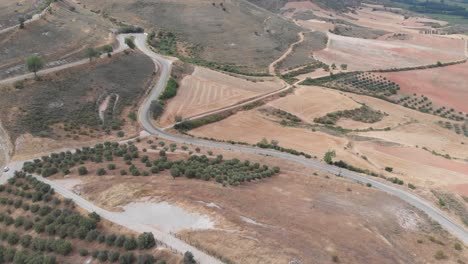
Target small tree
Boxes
[26,55,44,78]
[183,251,196,264]
[78,166,88,176]
[102,45,113,57]
[340,64,348,70]
[19,17,25,29]
[85,48,99,61]
[323,150,336,165]
[125,37,136,49]
[137,232,156,249]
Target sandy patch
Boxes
[114,201,214,233]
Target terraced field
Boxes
[160,67,282,126]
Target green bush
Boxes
[159,78,179,100]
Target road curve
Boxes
[129,34,468,245]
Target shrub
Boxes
[125,37,136,49]
[80,249,89,256]
[108,164,117,170]
[78,166,88,176]
[434,250,447,260]
[119,252,135,264]
[137,232,156,249]
[384,167,393,172]
[137,254,155,264]
[124,237,138,251]
[109,250,120,262]
[159,78,179,100]
[97,168,107,176]
[183,251,196,264]
[98,250,109,262]
[454,242,463,251]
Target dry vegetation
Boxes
[46,137,468,264]
[75,0,301,73]
[159,66,282,127]
[0,0,43,29]
[0,0,114,79]
[0,172,180,263]
[0,51,154,158]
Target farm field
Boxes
[0,172,180,263]
[0,51,154,161]
[0,0,114,79]
[267,86,361,122]
[44,138,468,264]
[159,67,283,127]
[189,86,468,222]
[74,0,300,73]
[315,33,465,71]
[378,63,468,113]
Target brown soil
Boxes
[58,140,468,264]
[160,66,282,126]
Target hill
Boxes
[75,0,301,73]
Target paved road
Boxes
[131,34,468,245]
[0,33,466,264]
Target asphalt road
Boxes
[130,33,468,245]
[0,33,466,264]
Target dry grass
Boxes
[160,66,282,126]
[56,140,468,264]
[75,0,300,72]
[0,1,114,78]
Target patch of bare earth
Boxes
[55,142,468,264]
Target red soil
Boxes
[379,63,468,112]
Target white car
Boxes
[2,167,9,173]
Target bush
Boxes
[434,250,447,260]
[159,78,179,100]
[183,251,196,264]
[108,164,117,170]
[150,100,165,119]
[137,254,155,264]
[137,232,156,249]
[119,252,135,264]
[80,248,89,256]
[125,37,136,49]
[124,237,138,251]
[385,167,393,172]
[97,168,107,176]
[98,250,109,262]
[109,250,120,262]
[78,166,88,176]
[118,25,144,34]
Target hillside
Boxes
[75,0,301,73]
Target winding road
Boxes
[128,34,468,245]
[0,33,467,263]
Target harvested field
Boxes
[342,5,447,33]
[0,51,154,157]
[0,1,114,79]
[76,0,300,72]
[189,109,371,169]
[378,63,468,113]
[277,31,328,71]
[0,0,42,29]
[315,33,466,71]
[160,67,282,126]
[267,86,360,122]
[64,140,468,264]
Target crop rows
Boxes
[0,172,171,264]
[332,72,400,97]
[21,141,280,187]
